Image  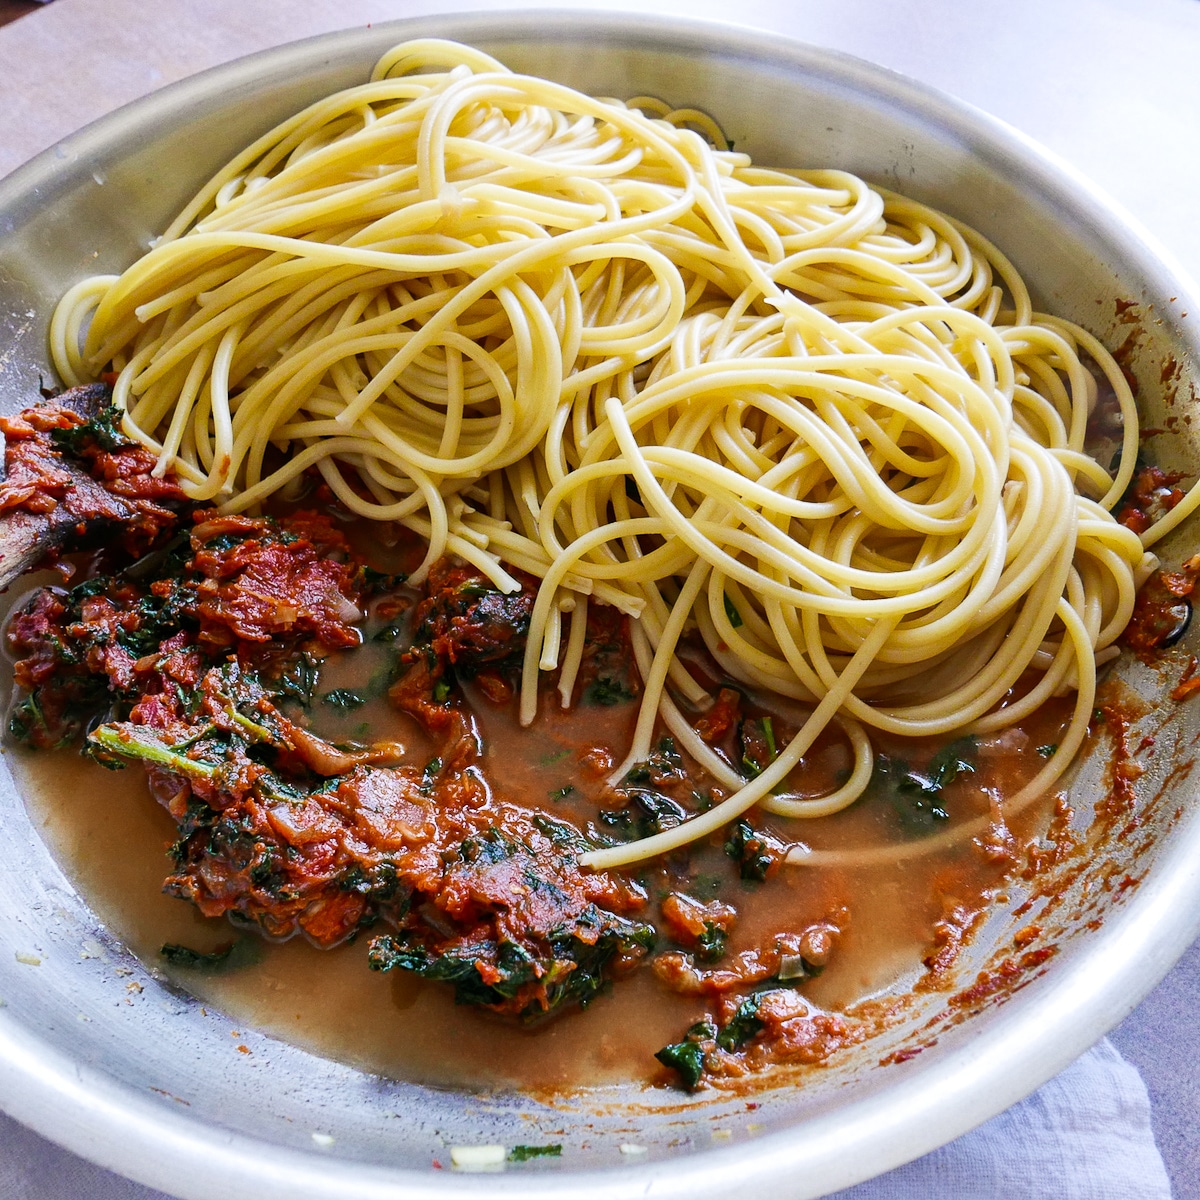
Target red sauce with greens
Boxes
[0,395,1140,1091]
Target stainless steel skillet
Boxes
[0,11,1198,1199]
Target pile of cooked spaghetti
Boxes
[49,38,1194,871]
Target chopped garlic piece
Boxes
[450,1144,506,1169]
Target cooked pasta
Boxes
[49,37,1190,872]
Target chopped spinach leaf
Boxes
[8,694,54,746]
[158,939,260,972]
[686,871,725,902]
[871,736,978,835]
[360,566,404,592]
[716,993,763,1051]
[599,788,687,840]
[655,1038,707,1090]
[368,909,653,1017]
[339,861,407,904]
[201,532,248,554]
[276,655,318,708]
[655,1018,717,1089]
[420,757,442,793]
[67,577,111,603]
[924,736,977,789]
[724,817,781,881]
[872,754,949,829]
[365,662,397,699]
[322,688,365,712]
[585,676,635,706]
[532,813,595,855]
[508,1144,562,1162]
[739,716,780,780]
[160,942,234,970]
[49,407,134,455]
[621,737,684,787]
[723,593,743,628]
[695,921,728,963]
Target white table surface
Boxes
[2,0,1199,1194]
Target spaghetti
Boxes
[48,38,1189,872]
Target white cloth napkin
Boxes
[0,1038,1171,1200]
[830,1039,1172,1200]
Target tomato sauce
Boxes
[0,392,1092,1093]
[5,612,1069,1091]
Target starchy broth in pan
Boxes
[9,613,1070,1090]
[3,36,1196,1093]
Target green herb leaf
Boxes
[368,907,653,1017]
[738,717,779,780]
[585,676,635,706]
[620,737,684,787]
[762,716,777,760]
[160,942,234,969]
[695,921,728,963]
[599,788,687,840]
[50,407,134,455]
[723,593,743,628]
[508,1144,562,1162]
[723,817,780,881]
[871,736,978,835]
[420,757,442,793]
[924,736,976,789]
[322,689,365,712]
[360,566,404,593]
[158,939,260,972]
[655,1039,707,1089]
[531,813,596,855]
[276,655,318,707]
[716,993,763,1051]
